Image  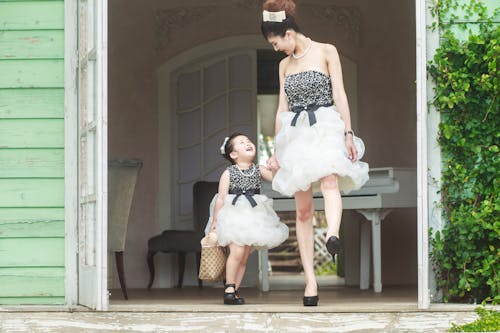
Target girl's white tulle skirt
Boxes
[205,194,289,249]
[273,106,370,196]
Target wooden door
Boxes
[77,0,108,310]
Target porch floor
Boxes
[109,284,418,313]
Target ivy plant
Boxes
[428,0,500,304]
[450,307,500,332]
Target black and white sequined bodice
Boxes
[228,164,261,194]
[284,70,334,109]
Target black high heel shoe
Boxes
[223,283,243,305]
[303,282,319,306]
[326,236,343,261]
[303,295,319,306]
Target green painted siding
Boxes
[0,0,64,304]
[0,89,64,118]
[441,0,500,37]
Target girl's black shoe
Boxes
[223,283,243,305]
[235,289,245,305]
[326,235,343,260]
[303,295,319,306]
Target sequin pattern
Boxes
[228,164,261,193]
[284,70,334,109]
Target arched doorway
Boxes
[156,35,359,289]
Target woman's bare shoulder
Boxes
[279,56,290,72]
[317,42,338,55]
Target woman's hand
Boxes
[345,136,358,162]
[210,221,217,232]
[267,154,280,171]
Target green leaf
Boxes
[488,145,499,153]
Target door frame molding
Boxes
[64,0,109,310]
[415,0,440,309]
[63,2,436,306]
[64,0,79,308]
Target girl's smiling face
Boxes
[229,135,256,162]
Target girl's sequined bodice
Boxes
[284,70,334,109]
[228,164,261,193]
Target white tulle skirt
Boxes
[273,106,370,196]
[205,194,289,249]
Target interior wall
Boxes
[108,0,416,289]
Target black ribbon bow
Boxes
[231,189,258,208]
[290,103,333,127]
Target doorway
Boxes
[69,0,429,310]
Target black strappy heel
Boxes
[223,283,243,305]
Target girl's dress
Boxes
[273,70,370,196]
[210,164,289,249]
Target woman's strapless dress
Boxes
[273,70,369,196]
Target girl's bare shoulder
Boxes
[219,169,230,181]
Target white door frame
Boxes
[416,0,441,309]
[64,2,437,309]
[415,0,429,309]
[64,0,109,310]
[64,0,79,309]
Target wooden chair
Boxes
[146,181,218,289]
[108,159,143,300]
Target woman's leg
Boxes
[321,174,342,239]
[294,188,317,296]
[225,243,245,292]
[234,246,251,290]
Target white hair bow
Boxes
[263,10,286,22]
[220,137,230,155]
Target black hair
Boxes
[221,132,247,165]
[261,16,301,39]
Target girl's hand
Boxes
[267,154,280,171]
[345,136,358,162]
[210,222,217,232]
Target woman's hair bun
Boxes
[262,0,296,17]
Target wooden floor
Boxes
[109,283,418,313]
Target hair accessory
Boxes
[263,10,286,22]
[220,137,230,155]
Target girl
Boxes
[209,133,289,305]
[261,0,369,306]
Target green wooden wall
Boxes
[441,0,500,38]
[0,0,65,305]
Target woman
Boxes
[261,0,369,306]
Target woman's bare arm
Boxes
[325,44,358,161]
[267,58,290,171]
[274,58,290,136]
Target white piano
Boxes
[259,167,416,292]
